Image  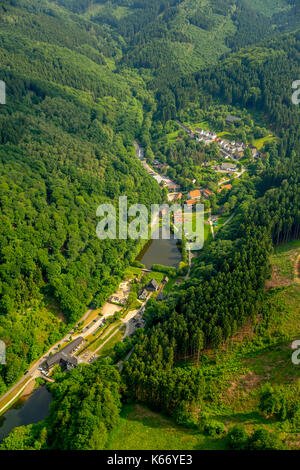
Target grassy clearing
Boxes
[124,266,142,280]
[164,277,182,294]
[97,326,126,358]
[269,240,300,282]
[204,221,212,243]
[253,135,277,150]
[142,271,165,285]
[217,131,235,140]
[187,120,210,131]
[198,243,300,443]
[106,404,227,450]
[166,130,180,143]
[213,215,228,232]
[88,321,122,353]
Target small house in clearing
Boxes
[147,279,160,292]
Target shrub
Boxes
[248,427,282,450]
[227,424,249,450]
[203,419,226,438]
[151,264,177,277]
[131,261,146,269]
[173,402,198,429]
[178,261,188,276]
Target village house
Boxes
[188,189,201,200]
[221,162,237,172]
[186,198,197,206]
[202,189,213,199]
[166,182,181,192]
[218,184,233,193]
[147,279,160,292]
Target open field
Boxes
[106,404,227,450]
[267,240,300,288]
[253,135,277,150]
[88,321,123,353]
[97,326,126,359]
[166,130,180,143]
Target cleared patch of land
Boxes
[266,240,300,288]
[106,404,226,450]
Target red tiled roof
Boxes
[186,199,197,206]
[189,190,201,198]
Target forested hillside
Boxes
[0,0,161,393]
[0,0,299,452]
[49,0,300,82]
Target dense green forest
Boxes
[48,0,300,82]
[0,0,162,394]
[0,0,299,451]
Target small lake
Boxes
[137,227,182,269]
[0,386,52,442]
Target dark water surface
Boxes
[137,228,181,269]
[0,386,52,442]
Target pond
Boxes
[0,386,52,442]
[137,227,182,269]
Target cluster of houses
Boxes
[217,139,246,160]
[184,115,260,162]
[186,188,213,206]
[144,159,181,192]
[192,128,248,161]
[194,129,217,145]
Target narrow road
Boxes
[185,249,192,280]
[208,210,215,240]
[223,212,236,227]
